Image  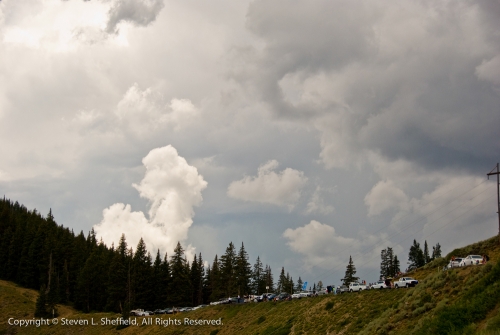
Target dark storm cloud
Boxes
[238,0,500,172]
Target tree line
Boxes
[0,198,307,317]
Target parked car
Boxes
[192,304,207,310]
[277,292,291,301]
[253,294,267,302]
[291,293,302,299]
[394,277,418,288]
[267,294,277,301]
[299,291,312,298]
[447,257,463,268]
[336,285,349,294]
[349,282,366,292]
[371,280,389,289]
[459,255,483,266]
[130,309,148,316]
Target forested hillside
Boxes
[0,198,291,316]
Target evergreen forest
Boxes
[0,198,296,315]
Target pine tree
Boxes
[59,259,70,304]
[380,247,397,278]
[408,240,425,269]
[209,255,221,301]
[235,242,251,297]
[220,242,237,297]
[386,247,394,276]
[170,242,191,306]
[106,235,128,312]
[432,243,442,259]
[380,248,388,279]
[251,256,264,294]
[159,252,170,306]
[131,238,152,309]
[277,267,286,293]
[264,265,274,293]
[190,254,201,307]
[317,280,323,291]
[424,240,431,264]
[35,285,49,317]
[296,277,303,292]
[0,227,13,279]
[342,255,359,284]
[392,255,401,276]
[203,264,212,304]
[197,253,205,305]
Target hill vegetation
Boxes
[1,234,500,334]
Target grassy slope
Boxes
[1,236,500,335]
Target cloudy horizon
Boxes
[1,0,499,286]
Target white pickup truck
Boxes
[348,282,367,292]
[394,277,419,288]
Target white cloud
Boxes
[83,83,200,136]
[283,220,353,257]
[364,180,409,217]
[116,84,198,129]
[283,220,394,270]
[227,160,307,209]
[94,145,207,257]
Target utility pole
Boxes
[487,163,500,242]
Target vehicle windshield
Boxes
[472,255,482,259]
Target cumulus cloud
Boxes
[283,220,394,270]
[364,180,409,217]
[106,0,165,33]
[227,160,307,209]
[71,83,198,137]
[94,145,207,256]
[115,84,198,134]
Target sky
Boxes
[1,0,499,287]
